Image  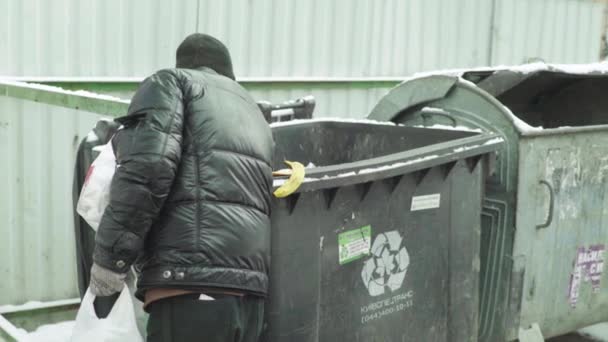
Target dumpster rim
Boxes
[274,132,502,193]
[518,124,608,137]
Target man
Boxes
[89,33,274,342]
[72,119,149,333]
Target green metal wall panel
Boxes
[3,0,603,80]
[0,97,104,305]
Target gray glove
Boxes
[89,263,127,296]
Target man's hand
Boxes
[89,263,127,296]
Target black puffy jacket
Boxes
[93,67,274,299]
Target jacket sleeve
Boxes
[93,69,186,273]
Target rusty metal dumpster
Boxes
[368,63,608,341]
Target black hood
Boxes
[176,33,236,80]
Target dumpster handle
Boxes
[420,111,458,127]
[536,180,554,229]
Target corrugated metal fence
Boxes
[1,0,605,78]
[0,98,102,304]
[1,0,607,305]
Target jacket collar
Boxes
[194,66,220,76]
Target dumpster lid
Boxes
[408,62,608,87]
[369,63,608,134]
[464,63,608,132]
[459,62,608,96]
[367,75,458,122]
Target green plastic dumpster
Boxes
[368,64,608,341]
[266,119,501,342]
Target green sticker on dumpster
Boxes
[338,226,372,265]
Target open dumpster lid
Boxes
[466,64,608,132]
[369,63,608,136]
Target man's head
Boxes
[176,33,235,80]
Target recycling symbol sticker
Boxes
[361,230,410,297]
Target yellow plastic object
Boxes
[273,161,305,198]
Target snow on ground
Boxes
[13,320,608,341]
[20,321,75,342]
[0,317,74,342]
[577,323,608,341]
[0,298,80,341]
[0,299,80,315]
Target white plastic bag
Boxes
[76,141,116,231]
[70,286,143,342]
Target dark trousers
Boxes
[146,294,265,342]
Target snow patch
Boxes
[358,155,439,175]
[408,68,473,79]
[397,62,608,90]
[0,79,130,103]
[420,107,450,115]
[501,105,543,132]
[454,145,480,153]
[0,298,80,314]
[0,301,47,313]
[0,315,26,340]
[578,322,608,341]
[454,138,502,152]
[21,321,75,342]
[484,137,505,146]
[415,123,483,133]
[405,62,608,80]
[320,171,357,179]
[273,177,317,187]
[270,117,398,128]
[515,62,608,75]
